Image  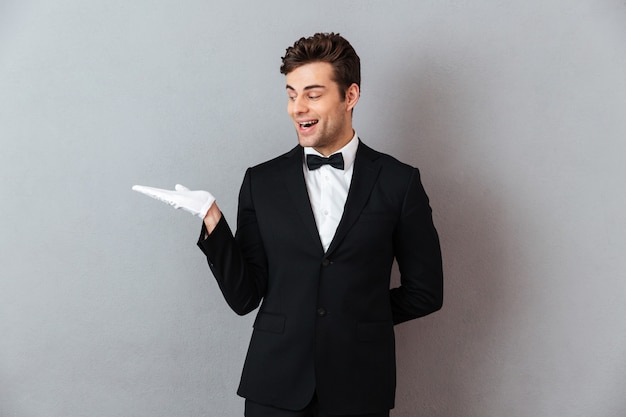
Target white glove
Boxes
[132,184,216,219]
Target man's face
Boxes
[286,62,359,156]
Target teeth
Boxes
[299,120,318,128]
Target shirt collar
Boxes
[303,131,359,171]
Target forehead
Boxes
[285,62,337,90]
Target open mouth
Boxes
[299,120,318,129]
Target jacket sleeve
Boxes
[390,168,444,324]
[197,169,268,315]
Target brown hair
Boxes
[280,33,361,100]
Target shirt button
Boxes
[317,308,327,317]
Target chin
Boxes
[297,135,318,149]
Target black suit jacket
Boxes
[197,140,443,414]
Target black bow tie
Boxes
[306,153,344,170]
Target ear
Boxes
[345,83,360,112]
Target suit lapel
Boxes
[326,141,381,256]
[279,145,325,253]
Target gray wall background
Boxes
[1,1,625,416]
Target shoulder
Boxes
[238,145,302,192]
[357,140,417,178]
[247,145,301,174]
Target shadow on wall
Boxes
[387,59,518,416]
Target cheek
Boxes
[326,106,345,124]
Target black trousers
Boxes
[244,394,390,417]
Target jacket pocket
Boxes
[357,320,393,342]
[253,312,286,334]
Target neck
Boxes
[314,129,354,156]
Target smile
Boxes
[298,120,318,128]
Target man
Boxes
[133,33,443,417]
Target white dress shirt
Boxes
[303,132,359,252]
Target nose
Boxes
[290,96,308,116]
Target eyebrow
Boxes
[286,84,327,92]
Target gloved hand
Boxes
[132,184,216,219]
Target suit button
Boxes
[321,259,331,266]
[317,308,327,317]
